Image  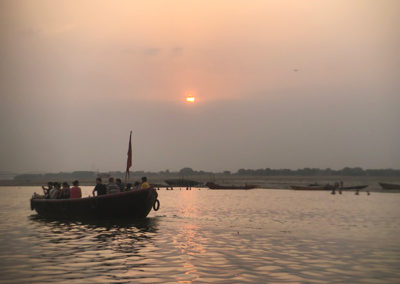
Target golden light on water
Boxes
[186,95,195,103]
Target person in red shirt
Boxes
[70,180,82,199]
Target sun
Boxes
[186,95,195,103]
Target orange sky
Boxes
[0,0,399,172]
[3,0,398,104]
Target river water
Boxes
[0,186,399,283]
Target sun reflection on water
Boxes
[172,192,206,283]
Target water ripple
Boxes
[0,187,399,283]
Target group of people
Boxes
[42,177,151,199]
[92,176,150,196]
[42,180,82,199]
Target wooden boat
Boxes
[379,183,400,190]
[290,185,332,190]
[206,182,257,190]
[30,187,159,219]
[164,179,201,187]
[341,185,368,190]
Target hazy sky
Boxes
[1,0,399,173]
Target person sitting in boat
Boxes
[92,178,107,196]
[116,178,125,192]
[125,183,132,191]
[133,181,140,190]
[42,182,53,198]
[49,182,61,199]
[70,180,82,199]
[61,182,70,199]
[106,177,120,194]
[141,176,150,189]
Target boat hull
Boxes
[206,182,256,190]
[379,183,400,190]
[165,179,201,187]
[290,185,331,190]
[341,185,368,190]
[30,188,158,219]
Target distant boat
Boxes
[206,182,257,190]
[290,185,332,190]
[292,184,368,191]
[379,183,400,190]
[164,179,201,187]
[341,185,368,190]
[30,188,159,219]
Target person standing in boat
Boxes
[141,176,150,189]
[70,180,82,199]
[106,177,120,194]
[116,178,125,192]
[92,178,107,196]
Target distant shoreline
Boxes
[1,175,399,192]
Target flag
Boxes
[126,131,132,178]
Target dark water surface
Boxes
[0,187,399,283]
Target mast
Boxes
[125,131,133,182]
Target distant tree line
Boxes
[13,167,400,181]
[176,167,400,176]
[235,167,400,176]
[14,171,97,182]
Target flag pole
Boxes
[125,131,133,183]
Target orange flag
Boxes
[126,131,132,178]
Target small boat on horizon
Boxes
[341,185,368,190]
[30,187,159,219]
[206,182,257,190]
[290,185,331,190]
[165,179,201,187]
[379,182,400,190]
[294,184,368,191]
